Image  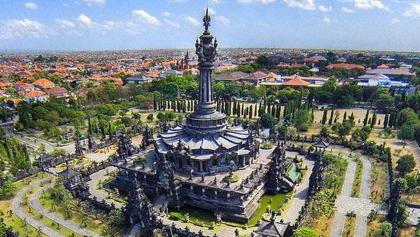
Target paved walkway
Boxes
[330,154,379,237]
[30,182,100,237]
[11,177,64,237]
[87,166,124,208]
[282,158,315,224]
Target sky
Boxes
[0,0,420,52]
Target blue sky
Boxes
[0,0,420,51]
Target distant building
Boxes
[282,74,327,87]
[160,69,182,79]
[365,67,416,83]
[47,87,69,99]
[124,75,153,85]
[33,78,55,90]
[326,63,365,71]
[25,91,48,102]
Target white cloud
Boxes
[185,16,200,26]
[162,11,171,17]
[164,19,181,28]
[24,2,38,10]
[0,19,48,40]
[322,16,331,24]
[319,5,332,12]
[237,0,275,4]
[210,0,221,4]
[55,19,76,29]
[283,0,316,10]
[341,7,355,13]
[132,9,161,26]
[215,16,230,26]
[354,0,388,11]
[78,14,93,27]
[392,18,400,23]
[208,7,216,16]
[81,0,106,6]
[403,3,420,19]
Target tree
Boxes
[321,110,328,125]
[259,113,276,129]
[0,176,16,199]
[393,202,409,228]
[328,109,334,125]
[363,109,370,126]
[396,154,416,176]
[292,226,319,237]
[398,123,415,141]
[294,110,311,131]
[147,113,154,121]
[370,113,377,128]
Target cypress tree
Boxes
[153,94,157,110]
[241,103,244,116]
[236,103,241,117]
[328,110,334,125]
[384,114,389,129]
[321,110,328,125]
[343,112,347,122]
[363,109,370,126]
[249,105,253,119]
[233,100,237,115]
[254,104,258,117]
[370,113,377,128]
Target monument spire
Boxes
[185,8,226,134]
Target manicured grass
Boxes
[169,205,216,227]
[23,181,82,237]
[342,214,356,237]
[168,193,290,229]
[248,193,289,226]
[370,158,389,204]
[39,193,107,235]
[351,159,363,198]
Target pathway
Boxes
[87,166,124,208]
[282,158,315,224]
[330,155,356,237]
[30,182,101,237]
[11,177,64,237]
[330,154,379,237]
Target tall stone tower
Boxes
[185,8,227,134]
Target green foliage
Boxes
[157,112,177,122]
[108,209,125,228]
[398,123,415,140]
[237,63,258,73]
[0,176,16,199]
[260,113,276,128]
[396,154,416,176]
[294,109,311,131]
[292,226,319,237]
[0,137,31,175]
[49,183,71,204]
[371,221,392,237]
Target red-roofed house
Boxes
[33,78,55,90]
[25,91,48,102]
[326,63,365,71]
[47,87,69,99]
[281,75,310,87]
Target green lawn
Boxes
[248,193,289,226]
[39,191,107,235]
[168,193,290,229]
[351,159,363,197]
